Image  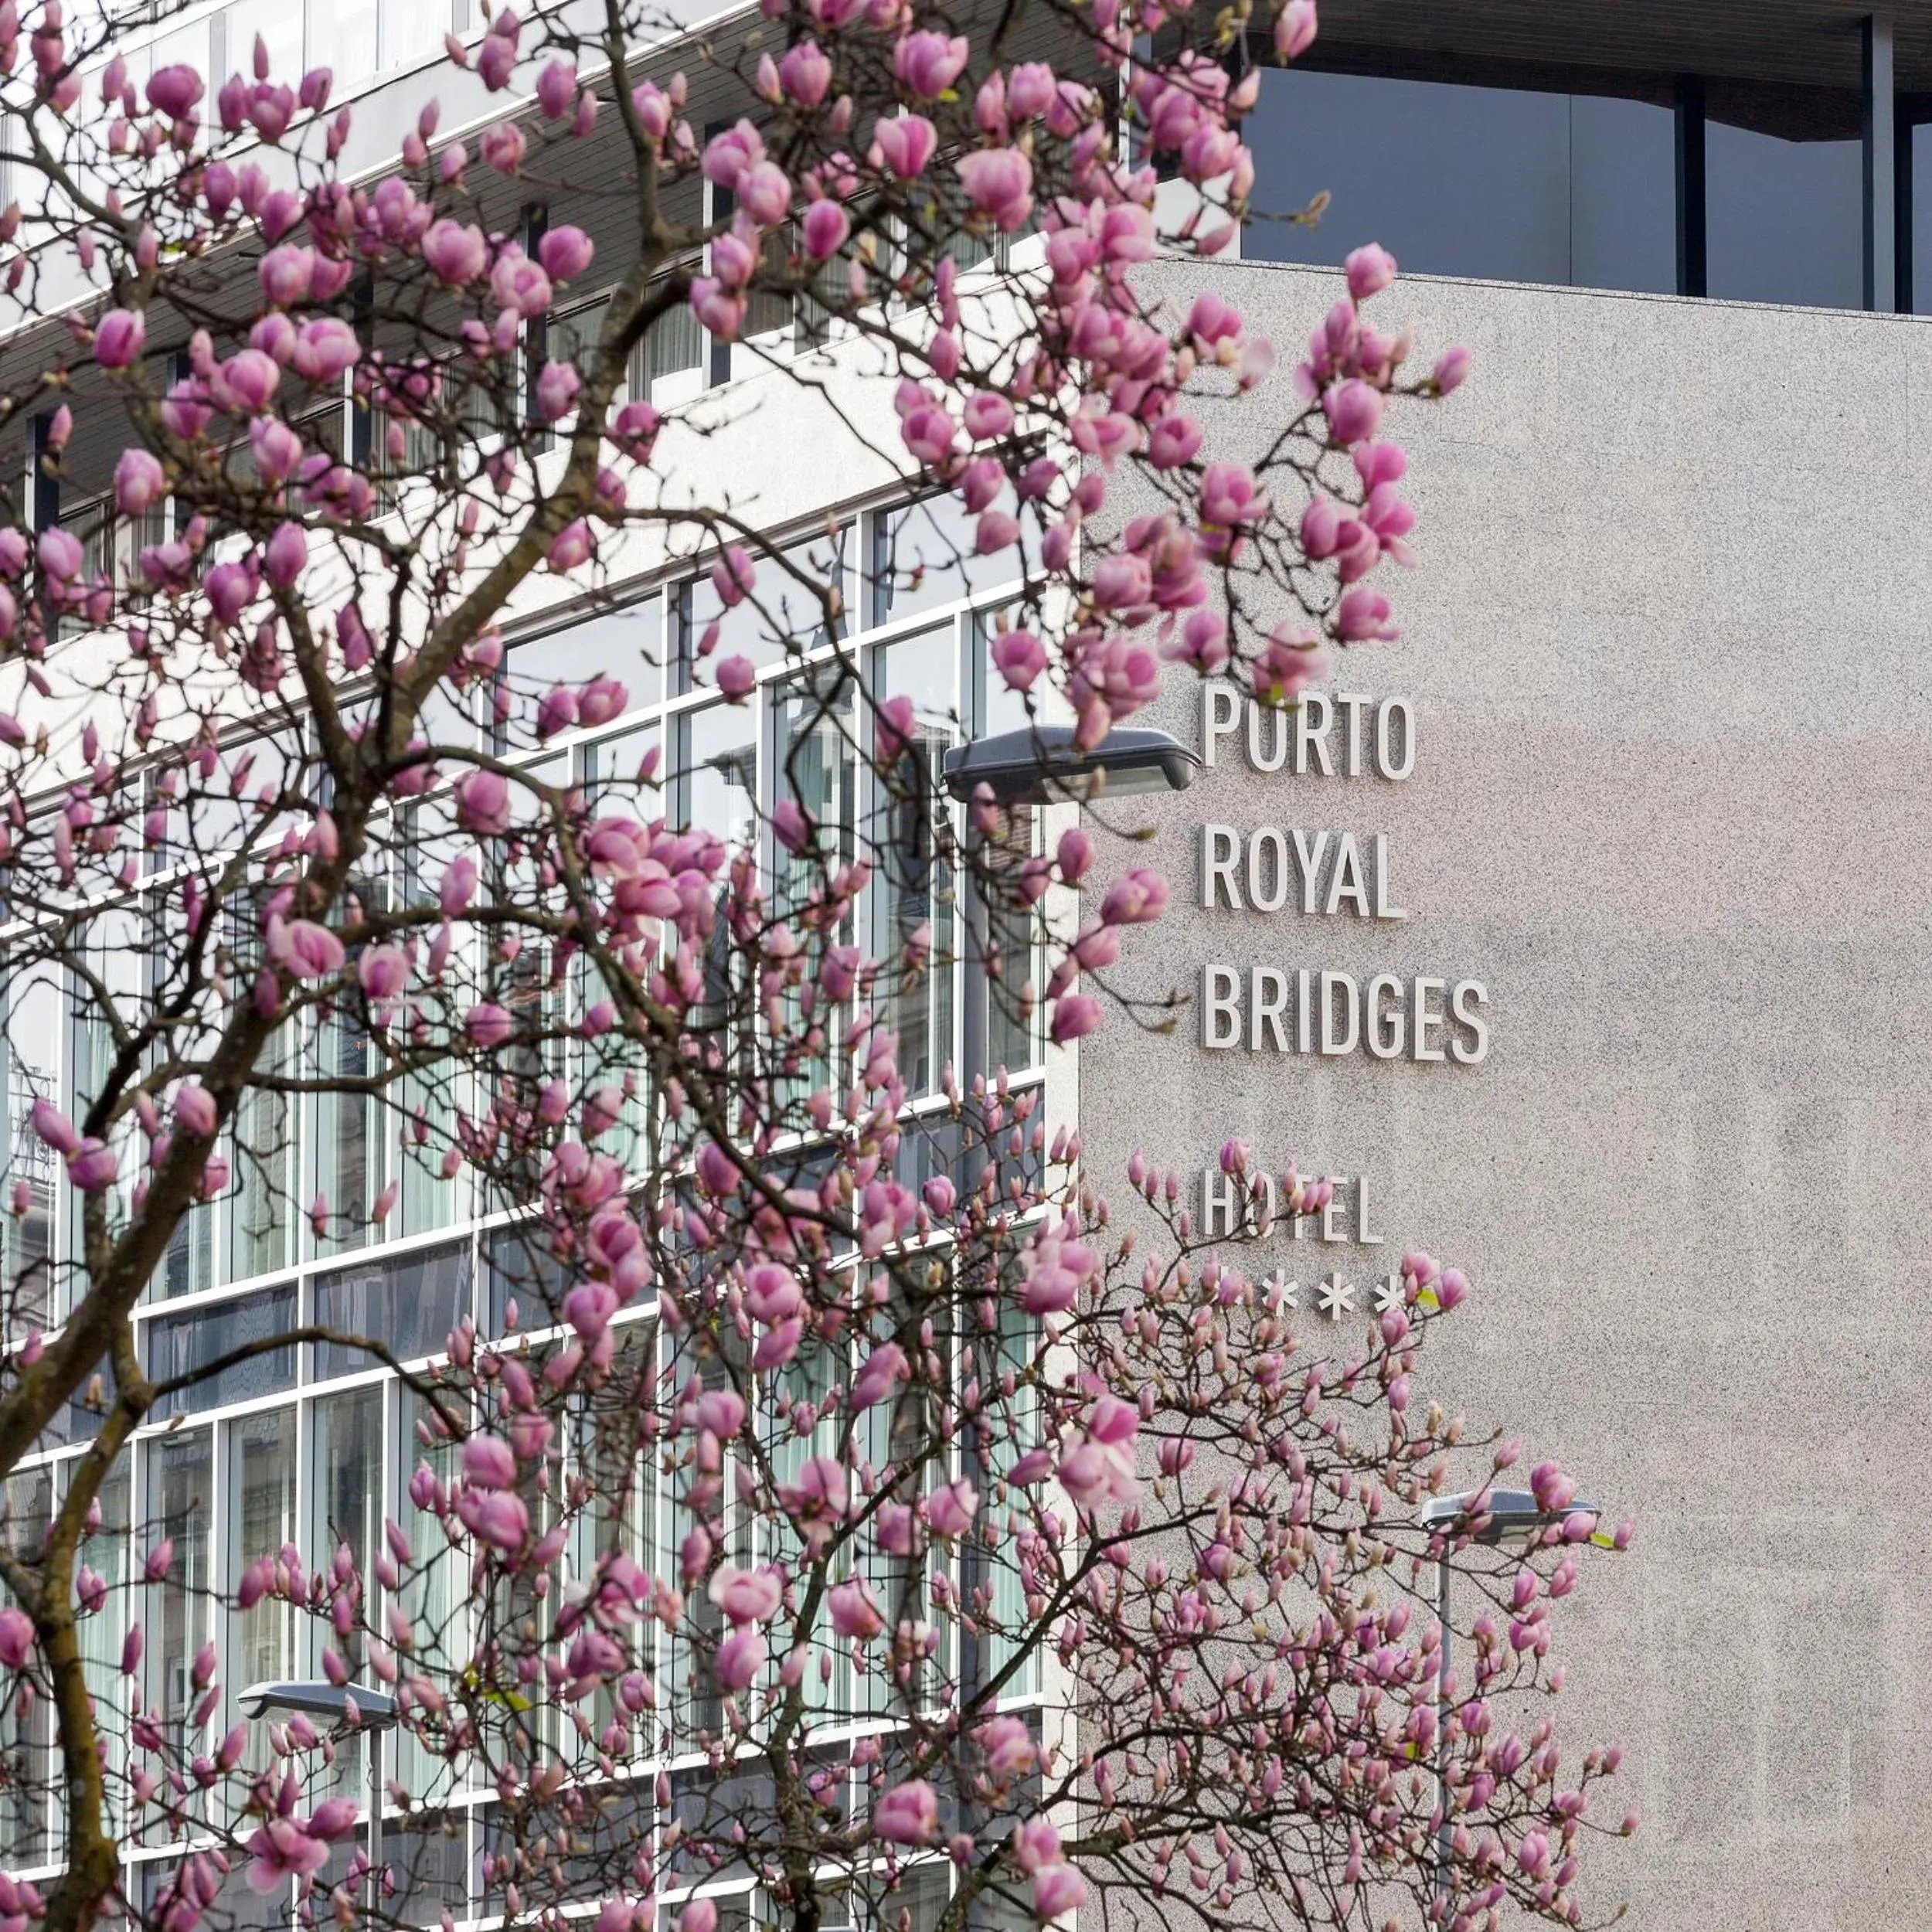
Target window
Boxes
[677,526,850,688]
[1245,68,1677,294]
[509,596,665,720]
[1707,115,1862,308]
[229,1408,297,1690]
[872,628,958,1097]
[147,1285,298,1416]
[313,1240,473,1378]
[147,1430,213,1750]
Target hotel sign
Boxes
[1192,685,1487,1065]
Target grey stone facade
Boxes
[1086,259,1932,1930]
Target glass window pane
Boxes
[983,804,1039,1079]
[314,1386,383,1676]
[775,670,857,905]
[222,0,300,89]
[314,1240,474,1378]
[147,1285,298,1417]
[680,526,849,687]
[316,1011,376,1256]
[318,0,377,88]
[147,1430,213,1752]
[1248,70,1566,281]
[675,703,758,852]
[401,1396,467,1804]
[1570,95,1679,294]
[379,0,442,70]
[2,963,60,1335]
[78,1464,131,1835]
[510,597,664,719]
[870,496,1025,626]
[1707,117,1862,308]
[227,1083,294,1284]
[1246,71,1675,295]
[230,1408,297,1689]
[640,284,705,398]
[1,1468,53,1859]
[874,626,958,1099]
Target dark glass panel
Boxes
[1706,120,1862,308]
[147,1286,297,1417]
[1245,70,1674,294]
[314,1240,472,1376]
[1569,94,1679,294]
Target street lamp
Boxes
[241,1680,401,1893]
[939,723,1200,806]
[238,1680,400,1726]
[938,724,1199,1092]
[1417,1491,1598,1899]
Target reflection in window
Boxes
[1707,118,1862,308]
[230,1409,297,1690]
[871,496,1030,626]
[678,706,758,855]
[0,1468,53,1859]
[874,628,957,1097]
[678,526,849,687]
[148,1285,298,1417]
[1245,70,1676,295]
[148,1431,212,1752]
[2,963,60,1334]
[314,1243,472,1377]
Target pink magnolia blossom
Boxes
[1345,241,1398,300]
[0,1607,32,1668]
[873,1780,939,1846]
[872,113,937,179]
[707,1565,783,1625]
[894,32,968,99]
[94,308,145,369]
[780,42,832,106]
[956,148,1032,231]
[492,252,554,319]
[114,448,165,515]
[538,225,595,281]
[423,219,488,285]
[713,1628,767,1691]
[827,1576,883,1639]
[802,199,850,260]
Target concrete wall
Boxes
[1084,261,1932,1930]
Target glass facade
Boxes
[5,495,1046,1927]
[1243,60,1914,314]
[1246,70,1677,294]
[1707,120,1863,308]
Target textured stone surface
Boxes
[1085,260,1932,1930]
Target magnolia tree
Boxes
[0,2,1631,1932]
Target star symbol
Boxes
[1261,1269,1298,1308]
[1316,1277,1355,1321]
[1372,1274,1404,1315]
